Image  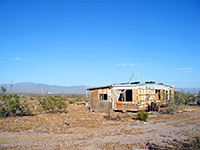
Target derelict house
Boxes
[87,81,174,112]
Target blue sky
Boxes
[0,0,200,87]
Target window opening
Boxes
[166,91,168,101]
[118,90,124,101]
[99,94,108,100]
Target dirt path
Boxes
[0,105,200,149]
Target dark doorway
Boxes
[118,93,124,101]
[156,90,161,100]
[126,90,132,102]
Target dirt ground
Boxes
[0,104,200,150]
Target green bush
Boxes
[168,91,199,113]
[38,96,67,113]
[174,91,196,105]
[137,111,149,121]
[0,87,32,117]
[169,95,178,113]
[68,98,81,104]
[193,137,200,150]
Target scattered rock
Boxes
[65,122,70,126]
[173,139,178,142]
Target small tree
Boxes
[169,94,178,112]
[38,96,67,113]
[196,91,200,103]
[1,86,6,94]
[0,87,32,117]
[137,111,149,121]
[174,91,196,105]
[193,137,200,150]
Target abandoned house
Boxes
[87,81,174,112]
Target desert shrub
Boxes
[169,95,178,113]
[70,94,79,99]
[0,87,32,117]
[68,98,81,104]
[137,111,149,121]
[193,137,200,150]
[38,96,67,113]
[54,95,61,98]
[36,95,43,101]
[168,91,197,114]
[174,91,195,105]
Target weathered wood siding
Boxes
[89,86,174,112]
[90,88,111,112]
[90,90,98,110]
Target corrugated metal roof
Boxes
[87,85,112,91]
[87,82,173,91]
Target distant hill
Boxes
[175,87,200,94]
[0,82,87,94]
[0,82,199,95]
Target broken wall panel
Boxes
[90,88,112,111]
[113,102,137,111]
[88,83,174,112]
[90,90,99,110]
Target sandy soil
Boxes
[0,104,200,150]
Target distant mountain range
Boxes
[0,82,199,95]
[0,82,87,94]
[175,87,200,94]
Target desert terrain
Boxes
[0,99,200,150]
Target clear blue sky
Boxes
[0,0,200,88]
